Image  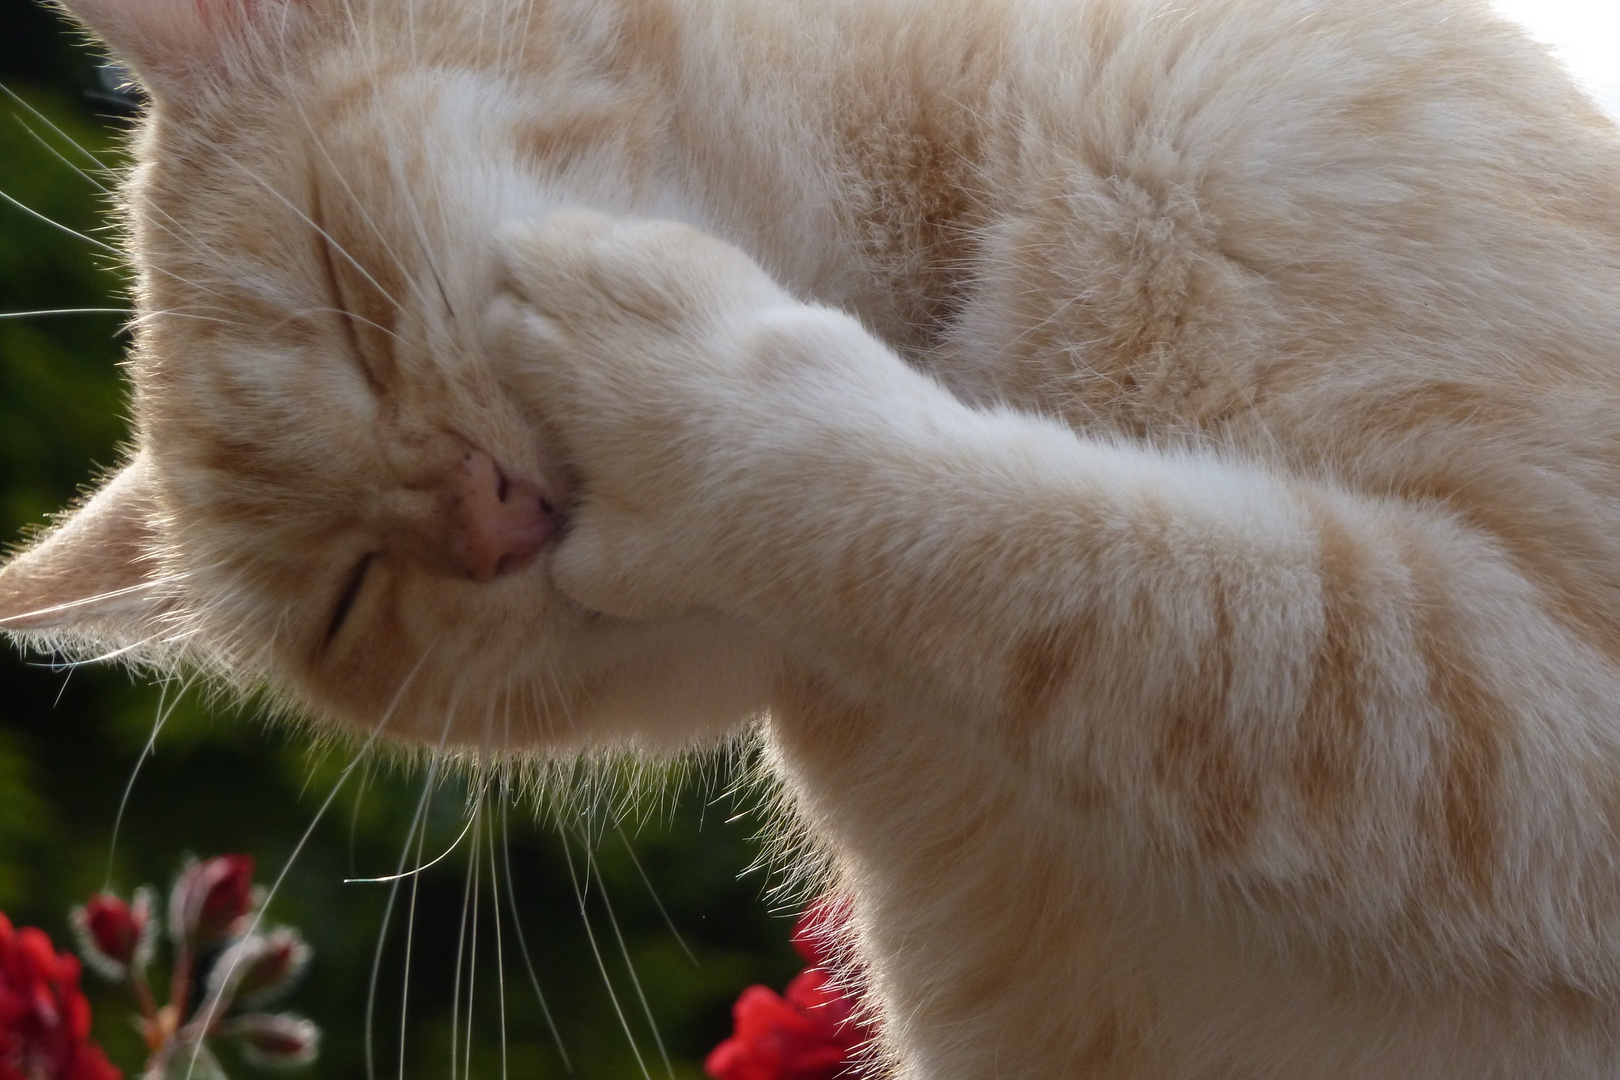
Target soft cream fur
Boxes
[8,0,1620,1074]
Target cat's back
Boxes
[687,0,1620,444]
[887,0,1620,425]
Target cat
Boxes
[7,0,1620,1074]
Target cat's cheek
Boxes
[278,556,568,744]
[548,501,699,621]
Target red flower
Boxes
[70,891,152,981]
[170,856,256,944]
[0,913,121,1080]
[706,902,873,1080]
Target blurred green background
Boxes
[0,1,800,1076]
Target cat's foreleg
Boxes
[491,210,1620,992]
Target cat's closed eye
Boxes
[312,208,392,394]
[324,552,376,646]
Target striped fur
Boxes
[7,0,1620,1073]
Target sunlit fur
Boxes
[9,0,1620,1074]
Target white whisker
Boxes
[293,306,405,344]
[0,185,121,254]
[0,83,108,169]
[0,308,128,320]
[11,116,114,193]
[126,308,242,328]
[217,152,407,315]
[347,757,377,879]
[364,751,441,1080]
[104,674,196,887]
[498,798,572,1070]
[560,828,654,1080]
[343,806,483,884]
[588,836,675,1079]
[182,645,441,1079]
[393,677,464,1080]
[397,770,434,1080]
[0,577,177,628]
[449,787,484,1080]
[63,624,201,666]
[485,815,509,1080]
[289,102,438,321]
[615,823,699,966]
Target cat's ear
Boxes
[0,455,176,656]
[51,0,306,96]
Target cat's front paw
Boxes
[489,210,800,619]
[498,210,791,355]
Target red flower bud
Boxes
[237,928,310,1003]
[227,1013,319,1068]
[205,928,311,1009]
[170,856,256,945]
[84,898,138,965]
[70,890,153,980]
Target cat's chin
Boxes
[286,608,784,756]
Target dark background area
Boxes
[0,0,800,1076]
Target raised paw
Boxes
[497,210,788,358]
[485,211,799,619]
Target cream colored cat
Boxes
[8,0,1620,1074]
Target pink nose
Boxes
[445,449,560,582]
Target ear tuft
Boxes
[0,455,179,659]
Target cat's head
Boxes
[0,0,777,751]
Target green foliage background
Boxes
[0,2,800,1077]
